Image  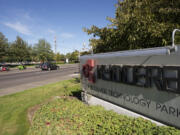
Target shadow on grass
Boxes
[71,90,82,100]
[74,77,80,83]
[62,77,81,99]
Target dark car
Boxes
[41,62,59,70]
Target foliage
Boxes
[0,79,80,135]
[0,32,80,63]
[9,36,31,62]
[54,52,68,62]
[28,45,37,62]
[33,39,54,62]
[0,33,56,63]
[84,0,180,53]
[60,53,66,61]
[54,52,61,61]
[66,50,79,62]
[0,32,9,62]
[28,97,180,135]
[80,50,91,56]
[70,50,79,61]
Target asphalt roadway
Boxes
[0,64,80,97]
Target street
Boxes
[0,64,79,96]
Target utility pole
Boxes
[82,42,86,51]
[54,36,57,54]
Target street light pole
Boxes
[172,29,180,47]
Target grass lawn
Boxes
[0,78,80,135]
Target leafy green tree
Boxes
[0,32,9,62]
[80,51,91,56]
[65,50,79,62]
[60,54,65,61]
[28,45,36,62]
[55,52,61,61]
[9,36,30,62]
[71,50,79,62]
[33,39,54,62]
[65,52,71,61]
[84,0,180,53]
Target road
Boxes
[0,64,79,97]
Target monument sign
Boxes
[80,45,180,128]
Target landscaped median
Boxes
[0,78,180,135]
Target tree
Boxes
[60,54,65,61]
[80,51,90,56]
[28,45,36,62]
[0,32,9,62]
[33,39,54,62]
[65,50,79,62]
[9,36,30,62]
[55,52,61,61]
[65,53,71,61]
[70,50,79,62]
[84,0,180,53]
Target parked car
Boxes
[41,62,59,70]
[0,64,9,71]
[18,65,26,70]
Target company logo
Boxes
[82,59,96,83]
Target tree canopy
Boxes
[0,32,9,62]
[33,39,54,62]
[9,36,30,62]
[0,33,82,63]
[84,0,180,53]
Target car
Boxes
[0,64,9,71]
[41,62,59,71]
[18,65,26,70]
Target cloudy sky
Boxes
[0,0,117,54]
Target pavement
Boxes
[0,63,79,75]
[0,64,80,97]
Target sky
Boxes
[0,0,117,54]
